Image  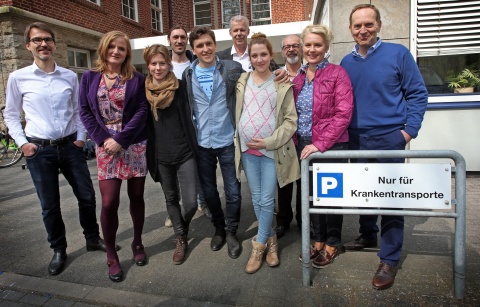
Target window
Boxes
[122,0,138,22]
[151,0,162,32]
[68,48,91,81]
[193,0,211,26]
[88,0,100,4]
[222,0,240,29]
[415,0,480,95]
[251,0,271,25]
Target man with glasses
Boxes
[274,34,303,238]
[4,22,111,276]
[281,34,303,82]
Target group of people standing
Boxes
[4,3,428,290]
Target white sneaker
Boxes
[165,216,173,227]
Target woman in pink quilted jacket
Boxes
[293,24,353,268]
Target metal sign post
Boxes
[300,150,466,299]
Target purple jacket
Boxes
[292,63,353,153]
[79,70,147,149]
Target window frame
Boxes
[150,0,163,32]
[122,0,138,22]
[88,0,100,5]
[193,0,212,26]
[250,0,272,26]
[412,0,480,99]
[221,0,241,29]
[68,48,91,81]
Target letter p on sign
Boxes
[322,177,337,194]
[317,173,343,198]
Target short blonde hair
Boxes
[301,24,334,46]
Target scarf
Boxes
[145,71,179,120]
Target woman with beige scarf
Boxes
[144,44,198,265]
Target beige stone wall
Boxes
[326,0,411,64]
[0,11,101,131]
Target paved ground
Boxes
[0,158,479,306]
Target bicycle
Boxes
[0,106,24,168]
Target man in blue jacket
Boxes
[340,4,428,290]
[182,26,244,259]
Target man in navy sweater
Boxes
[340,4,428,290]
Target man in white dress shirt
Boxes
[216,15,252,71]
[4,22,110,276]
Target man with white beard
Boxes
[274,34,303,238]
[281,34,303,81]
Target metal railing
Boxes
[300,150,466,299]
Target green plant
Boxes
[447,68,480,89]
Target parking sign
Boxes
[312,163,452,209]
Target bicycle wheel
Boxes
[0,136,24,168]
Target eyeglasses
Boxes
[30,37,55,45]
[282,44,300,51]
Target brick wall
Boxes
[212,0,311,29]
[169,0,194,32]
[1,0,312,38]
[1,0,160,38]
[272,0,310,24]
[304,0,314,21]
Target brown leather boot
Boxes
[266,234,279,267]
[173,236,188,265]
[245,237,266,274]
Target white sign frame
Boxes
[312,163,451,209]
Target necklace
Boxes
[104,73,119,80]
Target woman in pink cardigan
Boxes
[293,24,353,268]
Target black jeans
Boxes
[276,181,297,227]
[157,158,198,237]
[295,138,347,247]
[26,141,100,252]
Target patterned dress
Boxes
[95,76,147,180]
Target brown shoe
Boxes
[266,234,279,267]
[298,245,321,261]
[372,262,397,290]
[311,247,339,269]
[173,236,188,265]
[245,237,266,274]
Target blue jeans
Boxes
[241,153,276,244]
[157,158,198,237]
[197,144,241,233]
[349,129,406,266]
[26,141,100,252]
